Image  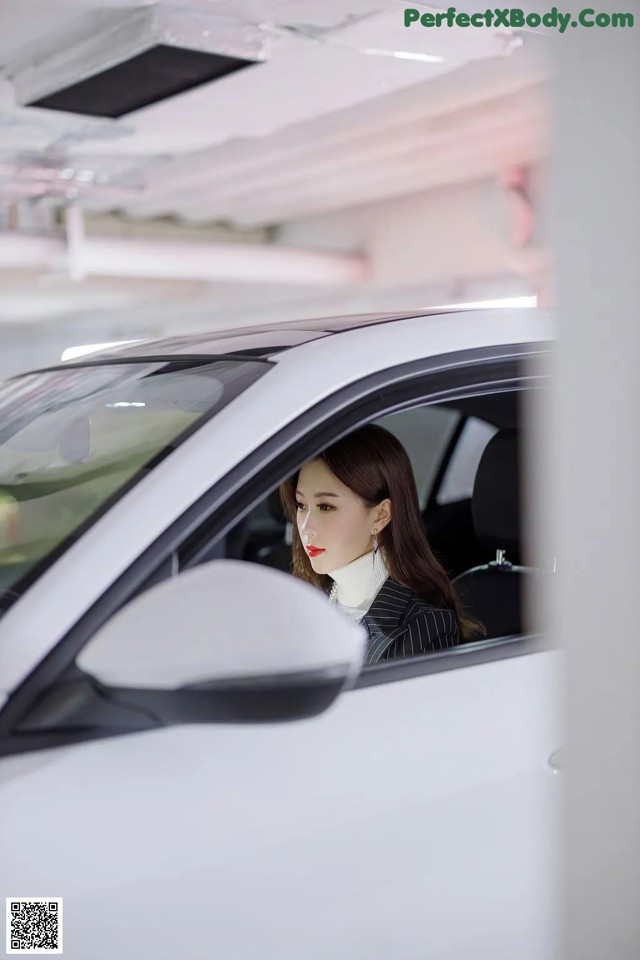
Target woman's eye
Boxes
[295,502,306,511]
[318,503,334,512]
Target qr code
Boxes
[6,899,63,954]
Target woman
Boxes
[280,424,482,664]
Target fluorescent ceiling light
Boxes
[61,340,144,361]
[434,296,538,310]
[264,24,443,64]
[358,47,443,63]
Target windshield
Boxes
[0,358,268,614]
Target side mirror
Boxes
[75,561,366,725]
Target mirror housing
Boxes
[74,561,366,725]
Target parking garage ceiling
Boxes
[0,0,547,226]
[0,1,550,336]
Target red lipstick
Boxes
[306,546,326,558]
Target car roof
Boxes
[72,309,474,363]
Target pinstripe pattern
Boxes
[362,578,460,664]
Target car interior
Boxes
[217,388,534,646]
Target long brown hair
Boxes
[280,424,483,642]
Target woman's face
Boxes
[295,458,386,576]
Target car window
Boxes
[0,359,268,614]
[133,364,534,669]
[210,404,461,571]
[191,404,498,583]
[203,398,516,663]
[436,416,497,505]
[374,406,461,509]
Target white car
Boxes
[0,309,560,960]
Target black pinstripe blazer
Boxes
[362,578,460,665]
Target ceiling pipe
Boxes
[82,237,367,284]
[200,120,543,226]
[181,109,547,222]
[131,97,544,219]
[0,233,63,269]
[123,91,548,220]
[127,72,546,208]
[0,230,368,285]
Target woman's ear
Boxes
[375,498,392,531]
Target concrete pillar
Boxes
[551,7,640,958]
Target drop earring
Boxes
[372,530,379,567]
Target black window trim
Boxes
[4,354,275,381]
[0,341,552,755]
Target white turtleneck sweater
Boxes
[327,550,390,623]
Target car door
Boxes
[0,349,560,960]
[1,641,560,960]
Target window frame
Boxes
[0,342,552,754]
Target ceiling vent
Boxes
[28,45,256,119]
[11,6,265,118]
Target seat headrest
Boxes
[472,429,520,553]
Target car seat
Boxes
[453,429,534,640]
[424,497,494,579]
